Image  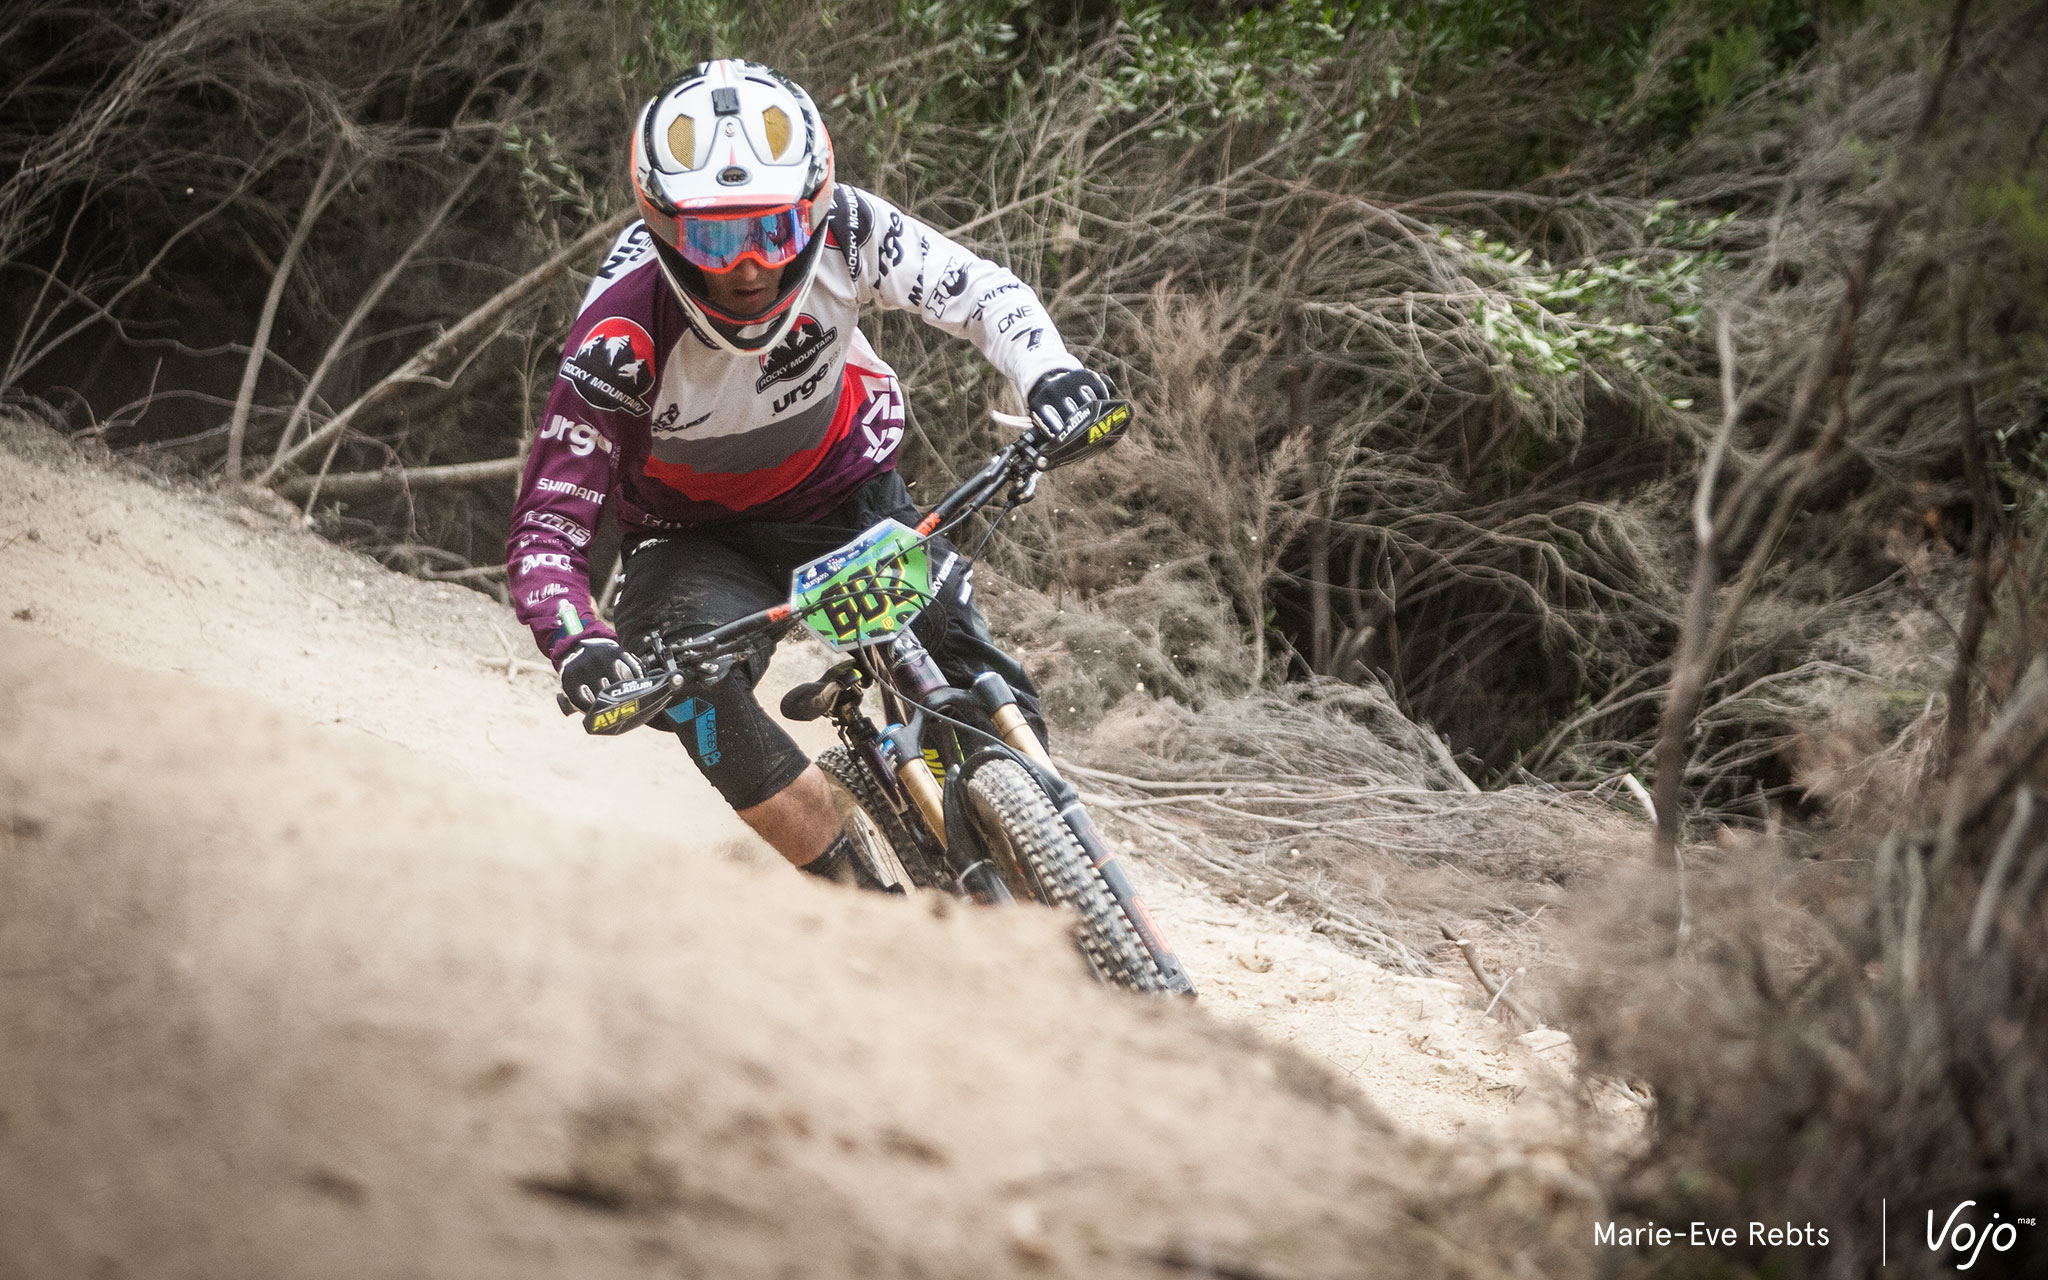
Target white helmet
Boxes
[630,60,835,356]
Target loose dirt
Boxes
[0,416,1605,1278]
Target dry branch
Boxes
[270,146,496,468]
[256,210,630,487]
[1437,921,1539,1026]
[224,141,347,480]
[1650,0,1977,864]
[276,454,524,501]
[1935,654,2048,879]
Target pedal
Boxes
[779,678,840,722]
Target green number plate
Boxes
[789,518,933,652]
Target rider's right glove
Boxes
[1028,367,1113,437]
[558,637,643,712]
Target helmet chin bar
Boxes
[654,234,822,357]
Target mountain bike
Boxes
[561,400,1195,997]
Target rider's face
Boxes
[701,258,785,318]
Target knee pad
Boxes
[664,666,809,812]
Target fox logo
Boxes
[565,316,655,416]
[924,260,970,318]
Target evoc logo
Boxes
[519,552,572,575]
[877,213,905,278]
[1929,1202,2034,1271]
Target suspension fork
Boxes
[842,650,950,850]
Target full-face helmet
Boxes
[630,60,834,355]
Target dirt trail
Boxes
[0,418,1602,1278]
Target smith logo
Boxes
[968,279,1021,320]
[565,316,656,416]
[756,315,837,392]
[591,699,640,732]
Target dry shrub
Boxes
[1045,667,1641,975]
[981,566,1244,729]
[1565,684,2048,1278]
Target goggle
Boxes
[678,204,814,273]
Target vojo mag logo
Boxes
[1924,1201,2035,1271]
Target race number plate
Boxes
[790,519,932,653]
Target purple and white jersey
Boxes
[506,184,1077,661]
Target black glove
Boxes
[1028,367,1113,437]
[558,637,642,711]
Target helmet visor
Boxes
[678,205,813,273]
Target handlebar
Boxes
[563,399,1128,736]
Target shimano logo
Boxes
[535,477,605,504]
[1928,1202,2034,1271]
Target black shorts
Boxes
[611,471,1044,811]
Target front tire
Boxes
[964,758,1168,993]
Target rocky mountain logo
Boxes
[565,316,655,416]
[756,314,837,392]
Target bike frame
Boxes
[570,402,1193,993]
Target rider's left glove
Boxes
[1028,367,1113,437]
[558,637,642,712]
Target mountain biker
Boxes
[506,59,1116,891]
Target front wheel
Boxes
[963,758,1169,993]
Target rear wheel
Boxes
[963,758,1167,993]
[817,745,946,890]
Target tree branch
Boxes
[256,209,631,488]
[277,453,524,500]
[224,140,346,480]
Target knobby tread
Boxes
[964,758,1168,993]
[816,745,946,890]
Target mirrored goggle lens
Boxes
[679,207,810,271]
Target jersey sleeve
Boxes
[834,185,1080,398]
[507,315,632,663]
